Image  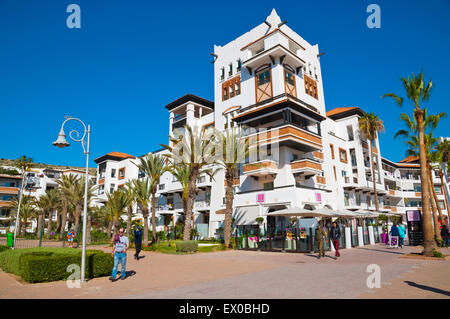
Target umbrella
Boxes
[266,206,334,218]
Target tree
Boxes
[383,71,435,256]
[358,112,385,212]
[105,189,128,235]
[124,180,136,236]
[134,153,167,243]
[9,196,37,236]
[56,174,78,236]
[161,125,218,241]
[68,175,96,236]
[169,164,191,231]
[216,128,248,248]
[132,178,152,246]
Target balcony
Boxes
[241,30,306,74]
[243,160,278,177]
[291,159,322,176]
[245,124,322,152]
[316,176,326,185]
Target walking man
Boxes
[110,228,129,281]
[315,223,327,259]
[330,222,341,257]
[134,226,142,260]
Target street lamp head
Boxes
[52,128,70,148]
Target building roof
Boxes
[326,107,365,120]
[399,156,419,163]
[94,152,136,164]
[164,94,214,111]
[382,157,420,168]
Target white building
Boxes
[91,9,449,242]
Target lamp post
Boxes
[53,116,90,282]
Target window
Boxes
[237,59,242,72]
[347,125,354,141]
[304,74,318,99]
[434,185,442,194]
[339,148,348,163]
[344,193,350,206]
[285,69,295,86]
[222,76,241,101]
[197,176,206,183]
[221,67,225,81]
[263,182,274,190]
[118,167,125,180]
[111,169,116,178]
[257,70,270,86]
[356,193,361,206]
[98,184,105,195]
[330,144,335,160]
[439,200,445,209]
[110,184,115,194]
[138,170,145,178]
[229,63,233,76]
[159,184,165,191]
[333,166,337,181]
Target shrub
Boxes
[90,231,109,243]
[176,240,198,253]
[0,247,113,283]
[0,245,9,252]
[433,249,444,258]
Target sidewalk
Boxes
[0,244,448,299]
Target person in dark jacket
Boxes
[441,224,449,247]
[134,226,142,260]
[330,222,341,257]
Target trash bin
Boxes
[6,233,13,247]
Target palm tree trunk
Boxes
[224,169,234,248]
[439,169,450,226]
[184,169,199,241]
[143,208,149,246]
[47,210,53,235]
[428,174,442,244]
[56,212,61,234]
[416,109,435,256]
[370,141,379,211]
[126,206,132,236]
[36,213,43,237]
[113,217,120,235]
[151,194,157,243]
[107,220,113,238]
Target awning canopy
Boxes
[266,207,333,218]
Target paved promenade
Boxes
[0,244,448,299]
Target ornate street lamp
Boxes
[53,116,90,282]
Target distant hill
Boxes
[0,158,97,175]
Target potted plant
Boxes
[255,217,264,225]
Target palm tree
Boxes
[395,110,447,244]
[161,125,218,241]
[383,71,436,256]
[358,112,385,212]
[216,128,249,248]
[69,175,96,236]
[105,189,128,235]
[43,189,60,235]
[169,164,191,231]
[9,196,37,236]
[134,154,167,243]
[56,174,78,236]
[12,155,33,237]
[132,178,152,245]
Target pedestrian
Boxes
[330,222,341,258]
[315,223,327,259]
[134,226,142,260]
[397,223,406,248]
[109,228,129,281]
[389,223,400,247]
[67,228,74,248]
[440,224,450,247]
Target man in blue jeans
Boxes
[109,228,129,281]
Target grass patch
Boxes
[142,241,226,254]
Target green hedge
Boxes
[176,240,198,253]
[0,245,9,253]
[0,247,113,283]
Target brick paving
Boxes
[0,244,448,299]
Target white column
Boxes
[345,227,352,249]
[186,103,195,125]
[368,225,375,245]
[357,226,364,247]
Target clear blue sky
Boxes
[0,0,449,168]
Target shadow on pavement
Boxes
[125,270,136,278]
[404,281,450,297]
[357,247,406,255]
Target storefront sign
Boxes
[407,210,420,222]
[257,193,265,203]
[315,192,322,203]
